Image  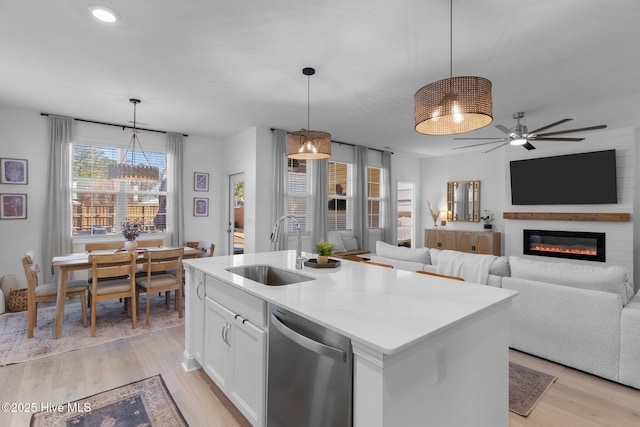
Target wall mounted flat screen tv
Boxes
[510,149,617,205]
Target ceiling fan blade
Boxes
[454,137,506,140]
[533,137,584,142]
[452,139,508,150]
[483,142,510,153]
[529,118,573,134]
[522,142,536,150]
[495,124,511,135]
[535,124,607,137]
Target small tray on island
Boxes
[304,258,341,269]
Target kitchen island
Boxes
[182,250,517,427]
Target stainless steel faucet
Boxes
[270,214,305,269]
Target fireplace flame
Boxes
[531,245,597,256]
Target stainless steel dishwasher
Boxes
[267,305,353,427]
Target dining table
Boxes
[50,246,203,339]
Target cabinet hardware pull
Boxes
[221,322,227,345]
[196,281,202,300]
[223,323,231,346]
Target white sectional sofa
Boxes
[369,240,640,389]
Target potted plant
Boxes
[313,239,335,264]
[480,210,494,230]
[122,218,143,251]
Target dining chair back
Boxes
[415,270,465,281]
[135,247,184,326]
[88,251,137,337]
[186,240,215,257]
[85,241,124,252]
[137,239,164,248]
[22,252,88,338]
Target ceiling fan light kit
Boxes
[453,111,607,153]
[413,0,493,136]
[286,67,331,160]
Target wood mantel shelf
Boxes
[503,212,631,222]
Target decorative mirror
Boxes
[446,180,480,222]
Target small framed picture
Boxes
[1,158,28,184]
[0,193,27,219]
[194,172,209,192]
[194,197,209,217]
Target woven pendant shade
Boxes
[108,99,160,182]
[286,130,331,160]
[414,76,493,135]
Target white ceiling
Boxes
[1,0,639,157]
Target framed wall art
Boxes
[194,197,209,217]
[1,158,28,184]
[0,193,27,219]
[194,172,209,192]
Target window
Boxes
[72,143,167,238]
[367,167,382,228]
[286,158,312,233]
[327,161,353,230]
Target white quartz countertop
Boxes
[184,250,517,357]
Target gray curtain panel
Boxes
[271,130,287,250]
[311,158,328,246]
[42,115,74,282]
[166,132,184,247]
[382,151,395,244]
[353,145,369,251]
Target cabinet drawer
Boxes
[206,275,267,328]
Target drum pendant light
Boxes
[414,0,493,135]
[287,67,331,159]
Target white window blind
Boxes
[286,158,312,233]
[327,161,353,230]
[368,166,383,228]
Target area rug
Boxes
[509,361,557,416]
[0,294,184,365]
[30,374,188,426]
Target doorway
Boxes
[228,173,245,254]
[396,181,415,247]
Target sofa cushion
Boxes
[376,241,430,264]
[327,231,347,253]
[343,234,359,251]
[509,256,634,305]
[368,255,427,272]
[429,249,442,266]
[489,256,510,277]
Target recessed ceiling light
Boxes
[88,5,119,23]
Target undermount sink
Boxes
[226,265,315,286]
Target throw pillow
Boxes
[327,231,347,253]
[342,235,359,251]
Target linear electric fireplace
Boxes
[523,229,606,262]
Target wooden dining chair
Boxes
[85,241,124,252]
[22,253,88,338]
[135,247,184,326]
[186,241,215,257]
[416,270,465,281]
[362,260,394,268]
[88,252,137,337]
[137,239,164,248]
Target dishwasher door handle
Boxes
[271,313,346,362]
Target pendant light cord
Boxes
[450,0,453,79]
[307,73,311,131]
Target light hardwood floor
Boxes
[1,325,639,426]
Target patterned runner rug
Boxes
[509,361,557,416]
[0,294,184,365]
[30,374,188,426]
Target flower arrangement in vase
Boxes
[428,200,441,228]
[313,239,335,264]
[122,218,143,251]
[480,210,494,229]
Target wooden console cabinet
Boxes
[425,229,501,256]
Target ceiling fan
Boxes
[452,112,607,153]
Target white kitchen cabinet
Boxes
[203,276,266,427]
[182,267,206,371]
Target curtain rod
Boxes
[41,113,189,137]
[270,127,390,154]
